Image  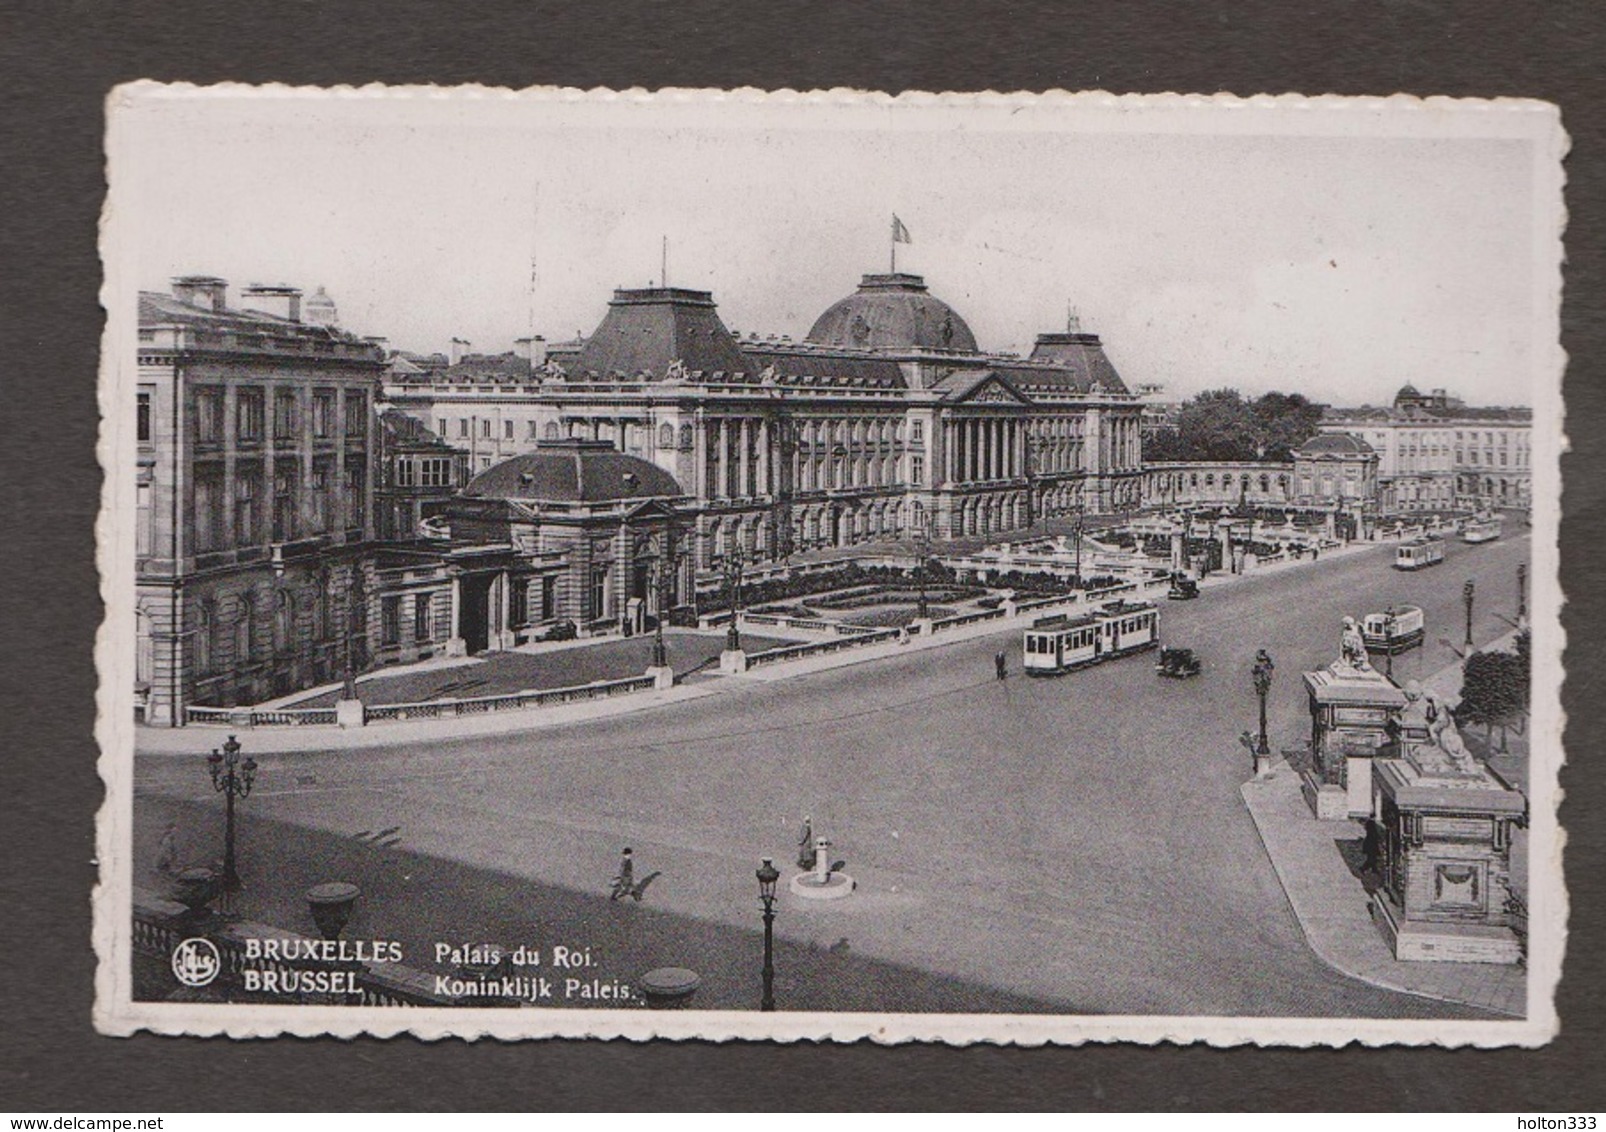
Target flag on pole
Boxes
[891,214,912,244]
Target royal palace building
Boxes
[382,270,1145,571]
[135,277,386,725]
[1319,385,1532,514]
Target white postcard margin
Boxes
[92,84,1570,1046]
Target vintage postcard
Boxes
[95,85,1567,1045]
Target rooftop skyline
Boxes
[114,90,1549,407]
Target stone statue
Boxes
[1339,616,1371,671]
[1424,691,1478,772]
[663,358,687,384]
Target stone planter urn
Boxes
[305,881,361,941]
[639,966,701,1009]
[171,867,221,920]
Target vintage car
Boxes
[1167,574,1200,600]
[1155,646,1202,679]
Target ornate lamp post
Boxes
[1517,562,1527,623]
[1252,656,1273,758]
[206,734,258,891]
[756,856,780,1012]
[342,566,363,701]
[1383,604,1397,679]
[913,519,932,620]
[1463,578,1476,649]
[724,546,745,652]
[635,537,671,670]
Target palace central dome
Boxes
[806,272,979,354]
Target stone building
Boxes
[436,440,693,649]
[381,269,1145,571]
[1320,385,1532,514]
[373,406,470,541]
[1291,432,1380,508]
[135,277,385,725]
[1141,461,1295,510]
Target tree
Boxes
[1456,642,1529,752]
[1146,389,1328,463]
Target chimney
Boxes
[240,284,303,322]
[514,336,548,368]
[450,337,471,366]
[171,275,229,311]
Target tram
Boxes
[1462,514,1503,544]
[1394,536,1446,571]
[1361,605,1425,654]
[1022,599,1161,676]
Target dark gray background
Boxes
[1,0,1601,1111]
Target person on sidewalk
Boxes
[609,847,634,901]
[995,650,1008,680]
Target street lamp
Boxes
[756,856,780,1012]
[1383,604,1397,679]
[635,537,671,670]
[205,734,258,891]
[724,546,746,652]
[343,565,362,701]
[1252,655,1273,759]
[1517,562,1527,623]
[1463,579,1476,649]
[913,517,932,620]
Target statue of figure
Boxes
[663,358,687,384]
[1339,616,1370,671]
[1424,691,1478,772]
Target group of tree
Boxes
[1145,389,1326,463]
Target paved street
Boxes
[134,534,1530,1017]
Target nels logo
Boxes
[171,937,222,988]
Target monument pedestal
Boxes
[1301,662,1406,820]
[446,637,468,657]
[645,665,674,690]
[335,698,365,729]
[719,649,748,675]
[1371,744,1526,965]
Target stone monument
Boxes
[1369,710,1526,964]
[789,836,855,901]
[1300,615,1408,819]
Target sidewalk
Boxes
[1239,640,1530,1018]
[1241,762,1526,1017]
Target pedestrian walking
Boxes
[995,650,1008,680]
[797,815,814,870]
[609,847,634,901]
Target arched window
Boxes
[235,594,255,664]
[195,599,215,676]
[135,607,153,687]
[273,590,294,654]
[679,424,693,450]
[659,423,675,449]
[543,421,560,440]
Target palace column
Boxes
[944,417,956,484]
[736,418,750,498]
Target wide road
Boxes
[134,534,1531,1017]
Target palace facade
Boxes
[135,277,386,725]
[383,271,1145,571]
[1320,385,1532,514]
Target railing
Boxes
[131,886,454,1007]
[365,674,658,723]
[186,705,339,727]
[744,627,901,669]
[927,606,1010,633]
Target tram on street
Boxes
[1361,605,1425,654]
[1023,599,1161,676]
[1462,514,1504,544]
[1394,536,1446,571]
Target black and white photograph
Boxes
[95,86,1566,1045]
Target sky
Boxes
[111,89,1555,407]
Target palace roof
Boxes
[461,440,683,503]
[807,273,980,353]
